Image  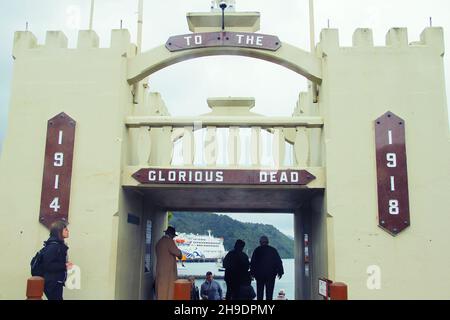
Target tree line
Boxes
[170,212,294,259]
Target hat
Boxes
[165,226,178,236]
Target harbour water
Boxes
[178,259,295,300]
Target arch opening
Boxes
[145,55,310,117]
[127,43,323,85]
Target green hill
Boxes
[170,212,294,259]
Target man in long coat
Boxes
[155,226,182,300]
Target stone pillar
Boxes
[150,207,168,277]
[294,207,312,300]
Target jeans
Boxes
[44,280,64,300]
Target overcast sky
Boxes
[1,0,450,237]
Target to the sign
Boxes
[39,113,76,229]
[166,32,281,52]
[375,111,410,236]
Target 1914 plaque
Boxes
[39,113,76,229]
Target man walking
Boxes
[155,226,182,300]
[200,272,223,300]
[250,236,284,300]
[222,239,249,300]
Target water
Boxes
[178,259,294,300]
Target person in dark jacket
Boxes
[250,235,284,300]
[236,271,256,300]
[222,239,249,300]
[42,220,72,300]
[188,276,200,300]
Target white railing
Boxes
[125,116,323,168]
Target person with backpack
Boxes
[38,220,72,300]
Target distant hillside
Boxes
[170,212,294,259]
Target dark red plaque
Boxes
[39,113,76,229]
[166,32,281,52]
[132,168,315,186]
[375,112,410,236]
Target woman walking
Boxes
[42,220,72,300]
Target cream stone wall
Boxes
[0,19,449,300]
[114,189,144,300]
[0,29,136,299]
[114,192,168,300]
[318,27,450,299]
[309,194,328,300]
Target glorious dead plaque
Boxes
[132,168,315,186]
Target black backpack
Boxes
[30,241,58,277]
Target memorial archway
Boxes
[123,23,326,300]
[127,33,322,84]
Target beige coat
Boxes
[155,235,182,300]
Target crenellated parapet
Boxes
[318,27,445,56]
[12,29,137,59]
[12,31,37,59]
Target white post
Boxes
[89,0,95,30]
[309,0,318,103]
[137,0,144,53]
[309,0,316,52]
[183,127,195,166]
[228,127,241,167]
[134,0,145,105]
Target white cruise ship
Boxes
[174,230,227,260]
